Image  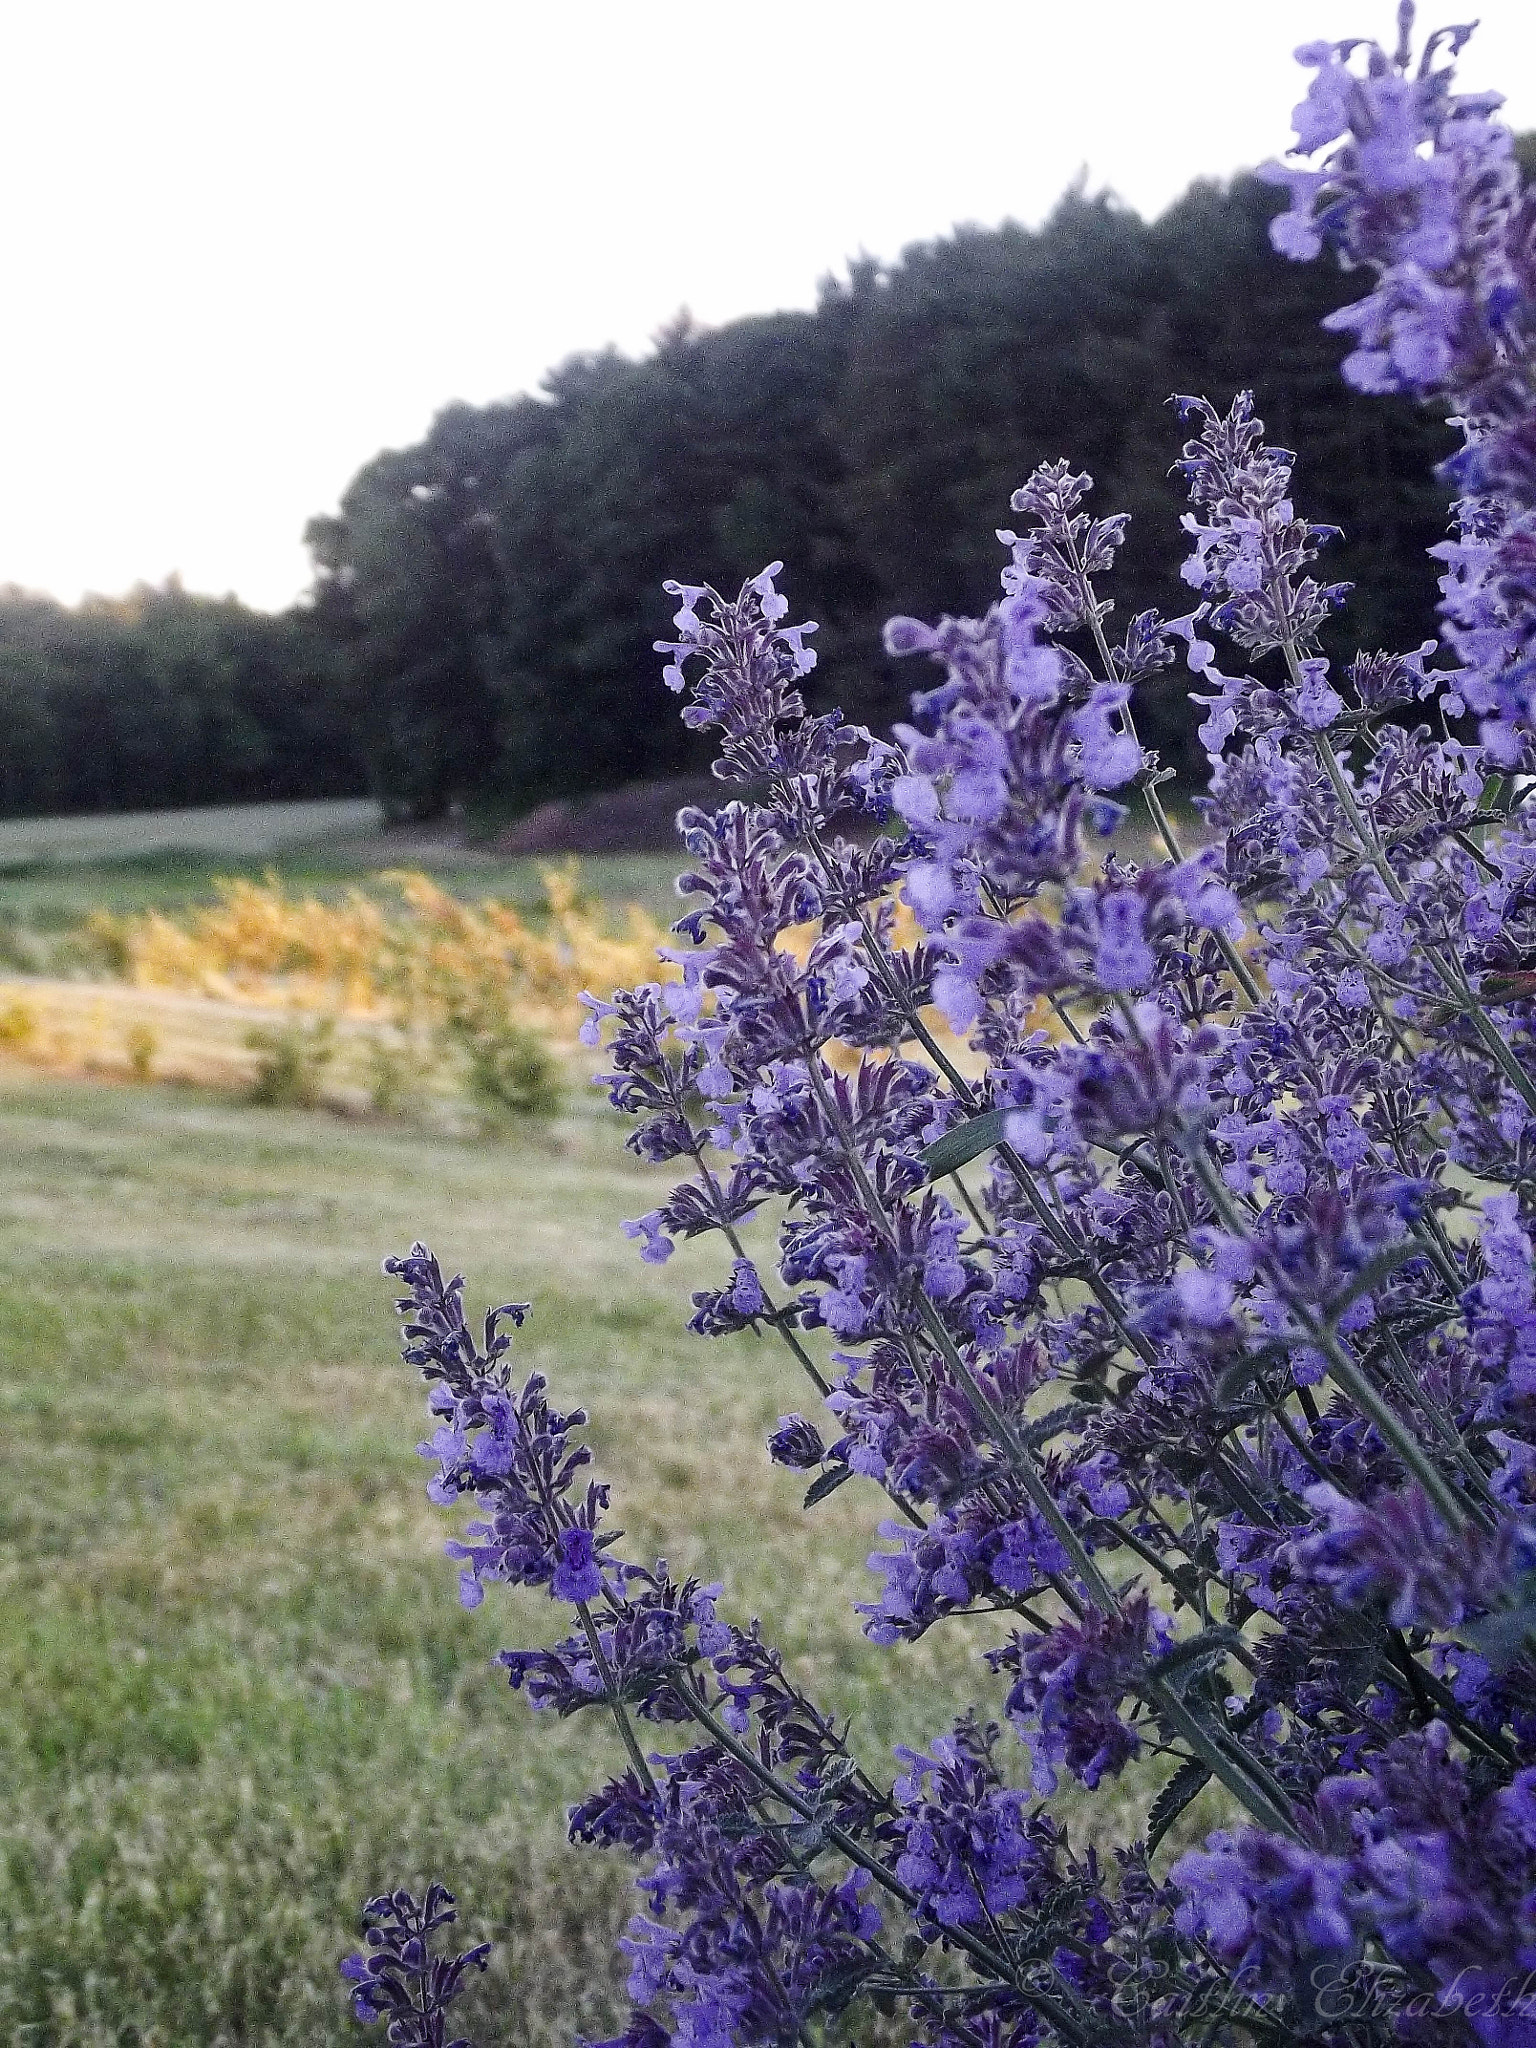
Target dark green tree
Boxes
[313,163,1466,817]
[0,581,361,818]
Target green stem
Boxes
[1077,549,1262,1006]
[1185,1142,1470,1531]
[1379,1326,1500,1519]
[1141,1672,1296,1837]
[574,1602,656,1800]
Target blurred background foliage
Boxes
[0,583,362,818]
[11,161,1529,827]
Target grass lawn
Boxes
[0,842,686,933]
[0,798,1204,2043]
[0,1065,989,2047]
[0,799,386,867]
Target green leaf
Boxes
[920,1108,1012,1181]
[1215,1354,1262,1404]
[804,1465,853,1509]
[1481,970,1536,1004]
[1458,1574,1536,1672]
[1146,1757,1212,1858]
[1148,1626,1245,1691]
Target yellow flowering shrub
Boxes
[0,864,1055,1110]
[115,864,670,1044]
[121,875,395,1013]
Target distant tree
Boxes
[312,160,1472,817]
[0,146,1500,827]
[305,405,513,822]
[0,581,361,818]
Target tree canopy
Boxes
[311,170,1458,819]
[0,581,361,818]
[3,161,1493,822]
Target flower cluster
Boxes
[340,1886,489,2048]
[347,11,1536,2045]
[1173,1724,1536,2044]
[1261,4,1536,765]
[386,1244,613,1611]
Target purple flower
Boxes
[386,1246,620,1611]
[1174,1266,1234,1329]
[1072,683,1143,789]
[1264,15,1536,765]
[994,1593,1173,1793]
[1093,889,1156,991]
[342,1885,489,2045]
[727,1258,765,1317]
[766,1414,826,1470]
[1292,657,1344,730]
[553,1525,604,1604]
[1171,1832,1354,1990]
[1294,1482,1518,1630]
[623,1211,676,1265]
[893,1723,1059,1930]
[1067,1002,1219,1144]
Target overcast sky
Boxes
[3,0,1534,612]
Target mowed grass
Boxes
[0,1066,983,2047]
[0,798,386,867]
[0,846,686,934]
[0,793,686,936]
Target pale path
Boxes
[0,797,383,864]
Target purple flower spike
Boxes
[351,20,1536,2045]
[342,1885,489,2046]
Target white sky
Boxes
[2,0,1534,613]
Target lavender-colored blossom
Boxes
[1172,391,1351,665]
[1067,1003,1221,1146]
[623,1211,676,1266]
[1170,1831,1355,1992]
[1264,9,1536,765]
[766,1413,826,1470]
[341,1886,489,2048]
[552,1525,604,1603]
[992,1593,1174,1793]
[386,1245,617,1610]
[893,1724,1056,1930]
[1295,1480,1521,1629]
[349,18,1536,2045]
[1071,684,1143,790]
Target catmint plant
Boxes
[342,1884,490,2047]
[350,8,1536,2042]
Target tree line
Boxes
[0,581,360,818]
[306,170,1463,817]
[3,163,1494,822]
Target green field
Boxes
[0,799,1196,2045]
[0,1061,983,2046]
[0,789,1191,944]
[0,808,684,939]
[0,798,387,867]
